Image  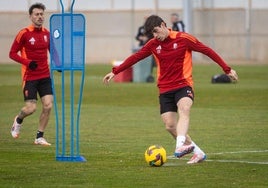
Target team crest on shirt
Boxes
[29,37,35,45]
[156,45,162,54]
[44,35,48,42]
[173,43,178,49]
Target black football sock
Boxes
[36,131,44,139]
[16,117,23,124]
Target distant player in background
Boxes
[103,15,238,164]
[135,16,155,82]
[170,13,185,32]
[135,24,149,47]
[9,3,53,146]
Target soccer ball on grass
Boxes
[144,145,167,167]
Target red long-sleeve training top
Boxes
[9,25,50,81]
[113,30,231,94]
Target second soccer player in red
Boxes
[103,15,238,164]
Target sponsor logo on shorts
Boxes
[187,90,193,98]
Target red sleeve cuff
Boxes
[223,67,231,74]
[112,67,118,75]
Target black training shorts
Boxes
[159,86,194,114]
[23,77,53,101]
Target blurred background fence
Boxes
[0,0,267,64]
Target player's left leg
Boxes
[186,135,206,164]
[175,97,206,162]
[161,111,205,161]
[39,94,53,132]
[187,142,206,164]
[176,97,192,137]
[174,97,195,157]
[34,94,53,146]
[34,78,53,146]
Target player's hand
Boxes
[28,61,38,70]
[227,69,238,82]
[103,72,115,85]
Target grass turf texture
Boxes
[0,63,267,188]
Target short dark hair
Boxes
[144,15,165,38]
[171,13,179,18]
[29,3,46,15]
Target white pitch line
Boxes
[167,150,268,165]
[205,159,268,165]
[208,150,268,155]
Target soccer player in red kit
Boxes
[103,15,238,164]
[9,3,53,145]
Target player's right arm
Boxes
[103,72,115,84]
[9,29,31,66]
[112,43,152,75]
[103,43,152,84]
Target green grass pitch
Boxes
[0,63,267,187]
